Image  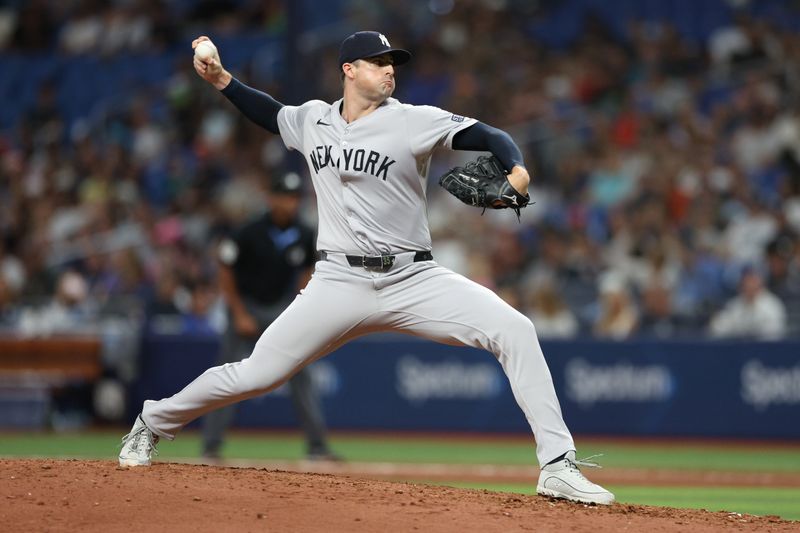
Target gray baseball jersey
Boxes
[277,98,476,254]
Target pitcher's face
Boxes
[347,54,396,101]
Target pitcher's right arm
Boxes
[192,36,283,134]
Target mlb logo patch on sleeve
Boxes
[451,114,465,122]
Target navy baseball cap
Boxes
[270,172,303,194]
[338,31,411,66]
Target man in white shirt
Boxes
[710,268,787,339]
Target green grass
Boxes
[434,482,800,521]
[613,486,800,521]
[2,431,799,520]
[573,443,800,473]
[4,431,798,472]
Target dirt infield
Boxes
[2,459,798,532]
[187,457,800,488]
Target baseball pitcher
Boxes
[119,31,613,506]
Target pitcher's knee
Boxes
[494,312,539,353]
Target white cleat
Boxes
[119,414,160,467]
[537,451,615,505]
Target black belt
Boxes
[345,251,433,271]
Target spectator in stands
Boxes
[8,0,55,51]
[765,230,798,296]
[722,196,780,265]
[0,241,25,298]
[593,272,639,340]
[638,282,677,338]
[672,244,726,331]
[525,281,578,339]
[709,267,787,339]
[17,270,98,337]
[58,1,104,55]
[20,81,64,149]
[146,268,182,318]
[588,149,638,209]
[0,276,18,329]
[179,278,220,335]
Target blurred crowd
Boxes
[0,0,287,54]
[1,0,799,360]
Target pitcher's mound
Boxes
[1,459,794,532]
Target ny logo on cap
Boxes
[379,33,390,47]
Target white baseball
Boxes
[194,41,217,62]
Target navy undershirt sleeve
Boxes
[220,77,283,135]
[452,121,525,172]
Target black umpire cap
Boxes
[270,172,303,195]
[338,31,411,66]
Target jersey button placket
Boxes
[340,121,363,250]
[340,128,349,187]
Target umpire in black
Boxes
[202,171,338,461]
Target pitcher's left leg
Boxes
[382,263,573,466]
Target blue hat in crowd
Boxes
[338,31,411,66]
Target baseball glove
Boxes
[438,155,530,219]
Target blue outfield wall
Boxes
[132,334,800,439]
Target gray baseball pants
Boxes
[142,252,575,466]
[201,300,330,456]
